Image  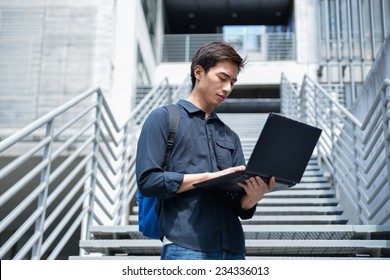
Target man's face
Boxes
[195,60,239,107]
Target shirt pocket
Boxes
[215,139,235,170]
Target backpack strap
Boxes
[162,104,180,170]
[155,104,180,221]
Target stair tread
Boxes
[88,225,390,240]
[79,239,390,257]
[129,214,348,223]
[89,224,390,233]
[264,189,335,197]
[245,240,390,256]
[258,197,340,206]
[240,215,349,225]
[254,206,343,214]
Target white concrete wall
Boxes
[294,0,319,66]
[109,0,137,125]
[110,0,161,124]
[156,61,318,87]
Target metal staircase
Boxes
[71,113,390,259]
[1,72,389,260]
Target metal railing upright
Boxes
[0,77,191,259]
[281,73,390,225]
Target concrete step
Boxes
[87,225,390,241]
[302,170,325,177]
[75,225,390,258]
[128,213,348,225]
[79,239,161,256]
[254,206,344,215]
[300,176,329,183]
[258,197,340,206]
[290,182,333,190]
[264,189,336,198]
[78,238,390,258]
[240,215,349,225]
[244,239,390,257]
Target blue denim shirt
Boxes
[136,99,256,254]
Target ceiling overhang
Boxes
[164,0,293,34]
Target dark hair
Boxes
[190,42,246,89]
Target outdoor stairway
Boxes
[72,113,390,259]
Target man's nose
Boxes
[222,81,232,92]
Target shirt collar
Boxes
[177,99,220,120]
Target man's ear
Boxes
[194,65,203,79]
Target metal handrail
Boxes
[0,77,191,259]
[161,32,296,62]
[281,73,390,225]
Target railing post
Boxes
[352,121,363,224]
[84,92,104,239]
[167,83,173,105]
[185,35,190,62]
[119,122,131,225]
[31,120,55,259]
[381,84,390,194]
[329,100,336,176]
[300,78,307,122]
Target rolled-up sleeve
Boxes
[136,108,184,199]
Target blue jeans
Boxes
[161,243,245,260]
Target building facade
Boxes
[0,0,389,135]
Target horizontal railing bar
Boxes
[0,136,50,180]
[361,107,383,145]
[45,171,91,230]
[47,207,89,260]
[0,181,46,234]
[92,211,104,226]
[42,190,90,257]
[359,189,389,221]
[51,102,98,139]
[0,159,49,207]
[0,87,99,152]
[50,123,94,161]
[46,156,92,208]
[362,142,385,174]
[332,155,356,185]
[100,113,121,147]
[94,195,114,221]
[14,231,41,260]
[364,175,388,206]
[98,130,121,162]
[96,166,116,190]
[359,159,386,191]
[360,79,390,129]
[333,134,354,157]
[304,76,362,126]
[0,207,44,259]
[361,125,384,160]
[96,180,116,205]
[48,136,94,185]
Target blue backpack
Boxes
[136,104,180,239]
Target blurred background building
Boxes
[1,0,389,259]
[1,0,388,134]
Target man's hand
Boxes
[238,176,275,210]
[178,165,246,193]
[209,165,246,179]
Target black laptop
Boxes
[193,113,322,192]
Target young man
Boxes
[136,42,275,260]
